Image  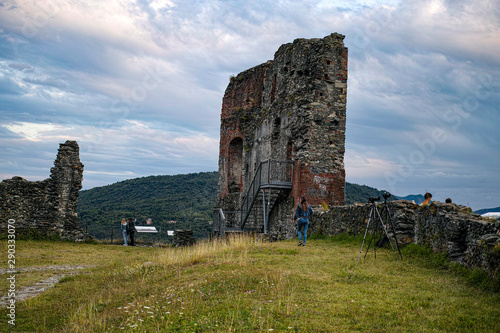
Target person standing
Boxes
[127,218,136,246]
[121,218,128,246]
[294,197,313,246]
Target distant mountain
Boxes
[395,194,425,204]
[78,173,406,240]
[474,206,500,215]
[344,183,396,205]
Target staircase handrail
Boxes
[240,159,293,229]
[240,162,263,229]
[212,208,226,234]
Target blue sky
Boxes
[0,0,498,210]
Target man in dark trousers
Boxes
[127,218,136,246]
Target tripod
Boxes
[379,193,403,260]
[357,194,403,264]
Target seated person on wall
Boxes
[421,192,432,206]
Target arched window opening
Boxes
[272,117,281,141]
[228,137,243,193]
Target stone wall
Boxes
[0,141,90,241]
[310,200,500,276]
[216,33,348,231]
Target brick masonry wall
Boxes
[0,141,90,241]
[216,33,348,230]
[309,200,500,277]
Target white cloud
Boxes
[3,121,71,141]
[345,153,398,179]
[149,0,176,13]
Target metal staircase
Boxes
[240,159,293,233]
[213,160,293,235]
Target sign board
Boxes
[167,230,174,236]
[135,226,158,233]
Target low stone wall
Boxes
[309,200,500,277]
[173,230,196,247]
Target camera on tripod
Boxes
[358,192,403,263]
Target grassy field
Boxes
[1,235,499,332]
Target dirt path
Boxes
[0,265,92,308]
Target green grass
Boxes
[1,236,499,332]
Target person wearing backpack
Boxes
[294,197,313,246]
[127,218,136,246]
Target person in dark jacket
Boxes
[127,218,136,246]
[294,197,313,246]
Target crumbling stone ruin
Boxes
[215,33,348,239]
[0,140,90,241]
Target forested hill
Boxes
[78,172,403,239]
[475,207,500,215]
[78,172,218,239]
[345,183,394,205]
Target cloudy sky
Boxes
[0,0,498,210]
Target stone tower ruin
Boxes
[214,33,348,240]
[0,140,89,241]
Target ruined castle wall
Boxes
[0,141,89,241]
[311,200,500,276]
[217,33,348,232]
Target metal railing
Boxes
[241,159,293,229]
[85,226,164,245]
[212,209,242,234]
